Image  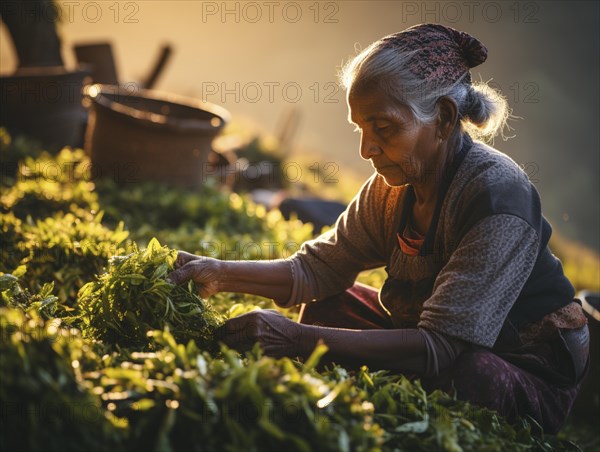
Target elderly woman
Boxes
[169,24,589,433]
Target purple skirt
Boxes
[298,283,588,434]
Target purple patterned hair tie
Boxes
[384,24,488,85]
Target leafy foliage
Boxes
[0,211,130,306]
[1,147,98,221]
[84,336,384,452]
[0,272,57,316]
[0,212,26,273]
[96,178,265,235]
[354,368,561,451]
[1,131,592,450]
[78,238,224,350]
[0,306,126,452]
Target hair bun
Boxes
[450,28,488,68]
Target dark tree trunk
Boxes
[0,0,63,68]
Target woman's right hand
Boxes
[167,251,222,298]
[169,252,294,306]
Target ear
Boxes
[436,97,458,140]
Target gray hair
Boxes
[339,40,514,142]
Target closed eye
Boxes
[374,119,391,128]
[375,123,398,135]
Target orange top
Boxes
[397,218,425,256]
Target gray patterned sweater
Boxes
[286,135,575,349]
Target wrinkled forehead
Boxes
[346,85,410,123]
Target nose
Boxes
[359,132,382,160]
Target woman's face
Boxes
[347,87,442,187]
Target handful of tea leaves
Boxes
[78,238,223,350]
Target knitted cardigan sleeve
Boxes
[283,174,389,306]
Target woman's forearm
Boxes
[301,325,426,371]
[216,259,293,305]
[299,325,465,375]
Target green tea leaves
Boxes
[78,239,224,350]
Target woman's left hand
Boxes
[218,310,310,358]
